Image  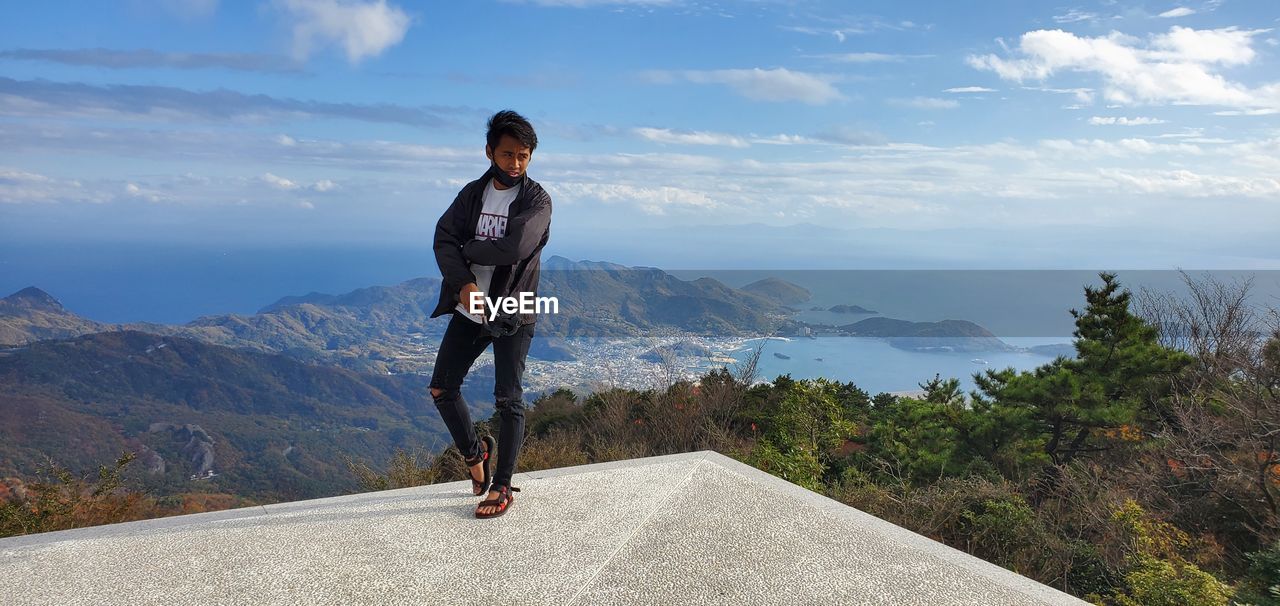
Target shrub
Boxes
[1236,541,1280,605]
[1091,500,1234,606]
[0,452,159,538]
[345,447,443,492]
[518,429,589,472]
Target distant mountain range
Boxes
[1,255,1028,368]
[0,279,446,373]
[0,256,802,371]
[537,257,794,338]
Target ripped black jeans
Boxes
[429,312,534,490]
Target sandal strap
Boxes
[462,435,494,466]
[478,488,515,508]
[484,485,519,500]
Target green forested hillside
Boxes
[0,330,459,502]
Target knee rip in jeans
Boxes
[431,387,458,403]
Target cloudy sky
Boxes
[2,0,1279,269]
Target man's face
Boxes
[486,134,533,181]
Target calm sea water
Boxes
[674,269,1280,337]
[732,336,1071,394]
[0,242,436,324]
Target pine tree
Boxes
[976,272,1192,467]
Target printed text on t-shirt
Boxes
[476,212,507,240]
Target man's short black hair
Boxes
[486,110,538,152]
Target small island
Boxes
[829,304,878,314]
[739,277,811,305]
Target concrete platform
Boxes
[0,451,1087,605]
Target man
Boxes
[429,110,552,519]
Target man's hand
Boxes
[459,282,482,315]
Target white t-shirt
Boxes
[455,179,520,323]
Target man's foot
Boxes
[464,435,495,496]
[468,461,485,494]
[476,488,502,516]
[475,484,518,519]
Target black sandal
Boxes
[463,435,496,496]
[475,483,520,519]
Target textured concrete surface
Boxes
[0,451,1088,605]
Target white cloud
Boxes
[1088,116,1168,125]
[751,133,823,146]
[781,17,924,42]
[644,68,844,104]
[1053,9,1098,24]
[1023,85,1095,104]
[1213,108,1280,116]
[944,86,996,93]
[634,127,749,148]
[0,169,100,204]
[1158,7,1196,18]
[8,121,1280,243]
[0,167,52,184]
[297,200,316,210]
[970,27,1277,110]
[1101,168,1280,197]
[549,182,718,216]
[124,182,167,203]
[275,0,412,64]
[891,96,959,109]
[1155,128,1204,138]
[311,179,337,191]
[1150,26,1259,64]
[277,134,297,146]
[262,172,299,190]
[1039,137,1203,156]
[807,52,927,63]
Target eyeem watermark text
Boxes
[468,291,559,321]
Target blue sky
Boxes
[2,0,1279,269]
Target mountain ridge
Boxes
[0,329,455,501]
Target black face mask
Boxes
[489,162,521,188]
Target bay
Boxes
[730,336,1072,395]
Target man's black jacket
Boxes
[431,169,552,325]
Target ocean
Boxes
[730,336,1070,394]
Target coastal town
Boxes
[395,331,755,393]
